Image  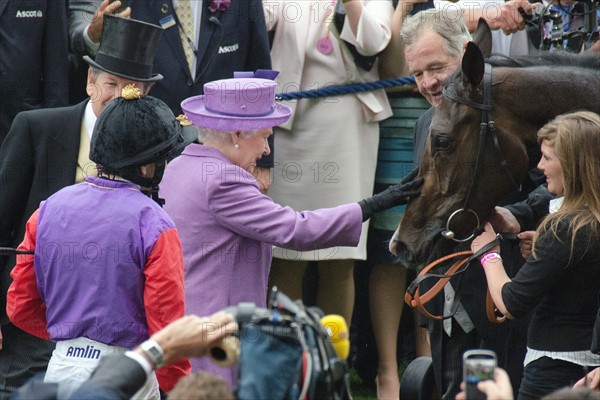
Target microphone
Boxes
[209,335,240,367]
[320,314,350,360]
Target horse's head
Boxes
[392,27,531,267]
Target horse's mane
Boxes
[486,52,600,70]
[445,52,600,84]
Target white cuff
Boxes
[125,351,153,376]
[84,25,101,55]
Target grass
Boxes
[349,368,377,400]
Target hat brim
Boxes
[166,124,199,161]
[181,95,292,131]
[84,56,163,82]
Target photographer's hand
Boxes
[491,0,533,34]
[589,40,600,54]
[456,368,514,400]
[140,312,237,367]
[476,368,514,400]
[463,0,533,34]
[574,367,600,389]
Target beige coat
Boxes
[265,0,393,129]
[265,0,394,260]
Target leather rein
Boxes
[404,64,521,324]
[404,239,506,324]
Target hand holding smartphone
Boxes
[463,349,497,400]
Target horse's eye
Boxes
[433,135,451,151]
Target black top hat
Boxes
[84,14,163,82]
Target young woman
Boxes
[472,111,600,399]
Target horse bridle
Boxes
[439,63,521,242]
[402,64,517,325]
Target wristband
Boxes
[480,252,502,267]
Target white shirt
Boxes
[84,101,98,141]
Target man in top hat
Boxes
[70,0,275,192]
[0,14,164,398]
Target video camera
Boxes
[212,287,351,400]
[524,0,599,50]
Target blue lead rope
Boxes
[275,76,416,101]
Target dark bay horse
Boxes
[391,31,600,267]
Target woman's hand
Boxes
[471,222,500,255]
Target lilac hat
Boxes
[181,70,292,131]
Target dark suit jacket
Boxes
[412,107,434,168]
[0,0,70,144]
[130,0,271,115]
[0,101,87,324]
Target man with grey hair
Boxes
[401,8,474,165]
[401,13,480,400]
[397,7,533,399]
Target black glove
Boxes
[358,168,423,222]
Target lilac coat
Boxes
[160,144,362,385]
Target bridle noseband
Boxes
[440,63,521,242]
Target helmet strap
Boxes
[120,162,167,207]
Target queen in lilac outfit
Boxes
[159,71,365,387]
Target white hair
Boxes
[401,8,472,58]
[197,127,260,143]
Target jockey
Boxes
[6,89,196,397]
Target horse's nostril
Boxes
[389,239,399,256]
[389,239,408,256]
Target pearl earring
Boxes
[234,143,240,148]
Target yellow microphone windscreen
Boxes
[321,314,350,360]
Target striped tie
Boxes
[174,0,195,73]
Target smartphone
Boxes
[463,349,497,400]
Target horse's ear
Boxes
[471,18,492,58]
[462,42,485,87]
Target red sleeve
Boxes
[144,227,190,391]
[6,209,50,340]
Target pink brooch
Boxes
[208,0,231,13]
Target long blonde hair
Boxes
[533,111,600,261]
